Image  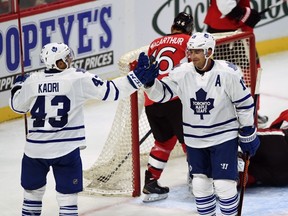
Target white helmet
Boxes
[40,42,74,70]
[187,32,216,57]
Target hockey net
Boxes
[83,31,257,197]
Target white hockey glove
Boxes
[238,126,260,157]
[127,52,159,89]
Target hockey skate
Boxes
[142,170,169,203]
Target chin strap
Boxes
[196,51,212,71]
[196,58,209,71]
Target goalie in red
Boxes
[142,12,193,202]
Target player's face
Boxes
[187,49,206,68]
[56,55,73,70]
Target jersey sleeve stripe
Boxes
[235,103,254,110]
[232,93,251,103]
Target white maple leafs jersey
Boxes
[145,60,255,148]
[10,68,136,159]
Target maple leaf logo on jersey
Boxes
[190,88,214,120]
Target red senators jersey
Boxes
[145,33,191,106]
[204,0,253,32]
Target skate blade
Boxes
[142,193,168,203]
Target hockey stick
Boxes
[238,152,250,216]
[97,129,152,183]
[259,0,288,15]
[238,67,263,215]
[16,1,28,136]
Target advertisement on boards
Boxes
[0,1,124,109]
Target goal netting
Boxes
[82,31,257,197]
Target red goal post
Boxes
[82,31,257,197]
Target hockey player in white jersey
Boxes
[9,42,159,216]
[144,32,260,216]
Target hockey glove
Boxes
[238,126,260,157]
[227,5,261,28]
[11,74,30,97]
[127,52,159,89]
[144,56,159,87]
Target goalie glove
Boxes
[11,74,30,98]
[127,52,159,89]
[238,126,260,157]
[227,5,261,28]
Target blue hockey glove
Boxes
[127,52,159,89]
[144,55,159,88]
[238,126,260,157]
[13,73,30,85]
[11,74,30,97]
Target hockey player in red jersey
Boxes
[142,12,193,202]
[204,0,261,33]
[204,0,268,128]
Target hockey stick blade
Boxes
[97,129,152,183]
